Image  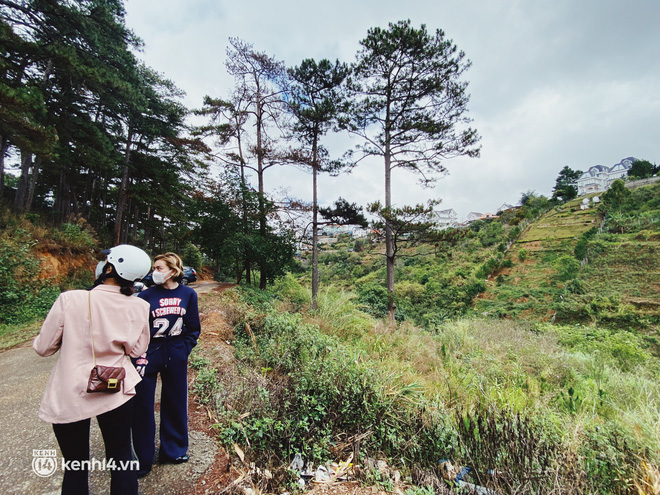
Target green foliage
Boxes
[211,291,460,471]
[55,223,97,251]
[553,255,580,282]
[404,486,436,495]
[272,273,310,309]
[356,283,390,318]
[181,243,203,269]
[601,179,632,210]
[456,408,567,493]
[0,230,59,325]
[0,320,42,350]
[318,198,368,227]
[520,191,551,218]
[627,159,657,179]
[1,0,203,252]
[239,284,278,311]
[475,255,502,279]
[550,324,651,371]
[353,237,370,252]
[192,366,221,405]
[551,165,582,202]
[477,220,505,247]
[189,349,211,370]
[192,183,660,493]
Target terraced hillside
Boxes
[475,186,660,333]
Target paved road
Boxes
[0,281,220,494]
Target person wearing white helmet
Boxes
[33,245,152,495]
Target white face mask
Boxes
[152,270,173,285]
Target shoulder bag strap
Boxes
[88,291,97,366]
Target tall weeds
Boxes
[196,284,659,493]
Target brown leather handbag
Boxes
[87,365,126,393]
[86,292,125,393]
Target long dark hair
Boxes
[92,263,134,296]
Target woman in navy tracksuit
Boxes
[132,252,201,477]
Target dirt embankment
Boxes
[37,250,97,282]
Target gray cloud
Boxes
[125,0,659,220]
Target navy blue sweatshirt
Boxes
[137,284,201,353]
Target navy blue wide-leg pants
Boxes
[132,338,189,474]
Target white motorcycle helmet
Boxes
[95,261,105,279]
[102,245,152,282]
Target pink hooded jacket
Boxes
[33,284,150,423]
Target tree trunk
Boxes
[235,255,243,284]
[13,151,31,212]
[311,135,319,310]
[25,156,41,212]
[70,169,80,216]
[255,103,267,290]
[130,196,139,243]
[102,174,108,229]
[82,166,94,218]
[114,125,134,245]
[53,169,63,219]
[144,205,153,251]
[0,136,7,199]
[239,159,251,285]
[384,131,396,321]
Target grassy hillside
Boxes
[305,183,659,334]
[195,281,659,494]
[186,183,660,494]
[0,206,100,347]
[3,184,659,493]
[475,184,660,336]
[474,197,603,321]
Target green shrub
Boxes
[476,256,501,279]
[271,273,310,308]
[455,408,574,493]
[553,255,580,282]
[353,237,369,252]
[56,222,97,250]
[192,367,221,404]
[181,242,203,269]
[214,301,460,472]
[356,283,390,318]
[0,232,60,325]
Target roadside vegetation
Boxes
[184,182,659,494]
[194,280,658,493]
[3,182,658,493]
[0,206,99,347]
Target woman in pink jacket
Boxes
[33,245,152,495]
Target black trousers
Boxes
[52,398,137,495]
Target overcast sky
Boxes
[124,0,659,221]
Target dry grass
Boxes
[635,461,660,495]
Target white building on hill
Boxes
[432,208,458,229]
[465,212,482,223]
[577,157,636,196]
[498,203,517,213]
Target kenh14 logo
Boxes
[32,449,57,477]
